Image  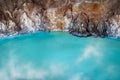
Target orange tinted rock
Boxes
[79,1,107,23]
[0,0,120,37]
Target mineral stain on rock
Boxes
[0,0,120,38]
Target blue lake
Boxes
[0,32,120,80]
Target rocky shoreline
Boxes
[0,0,120,38]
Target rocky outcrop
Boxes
[0,0,120,38]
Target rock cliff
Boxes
[0,0,120,38]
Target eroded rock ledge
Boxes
[0,0,120,38]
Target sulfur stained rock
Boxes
[69,0,120,37]
[0,0,120,38]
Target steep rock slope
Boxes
[0,0,120,38]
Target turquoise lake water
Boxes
[0,32,120,80]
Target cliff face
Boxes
[0,0,120,38]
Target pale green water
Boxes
[0,32,120,80]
